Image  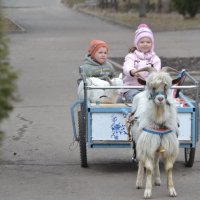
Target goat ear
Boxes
[172,77,181,85]
[138,78,146,85]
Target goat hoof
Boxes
[136,183,143,189]
[169,187,177,197]
[136,181,143,189]
[154,178,161,186]
[144,189,152,199]
[155,182,161,186]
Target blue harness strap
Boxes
[143,128,173,135]
[150,91,167,100]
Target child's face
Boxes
[137,37,152,53]
[94,47,108,64]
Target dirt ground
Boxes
[3,18,24,33]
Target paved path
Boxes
[0,0,200,200]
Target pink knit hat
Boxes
[134,24,154,51]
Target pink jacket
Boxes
[123,50,161,87]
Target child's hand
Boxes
[130,69,140,77]
[134,72,140,77]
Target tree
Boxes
[173,0,200,18]
[157,0,171,13]
[139,0,148,17]
[0,6,18,123]
[112,0,118,11]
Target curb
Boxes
[6,17,26,33]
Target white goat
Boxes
[130,67,181,198]
[78,74,123,103]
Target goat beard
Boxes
[149,102,168,125]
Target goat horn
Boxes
[161,66,179,73]
[133,66,156,74]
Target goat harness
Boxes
[143,127,172,135]
[149,91,167,100]
[143,127,174,153]
[126,112,174,136]
[125,112,137,141]
[126,113,175,153]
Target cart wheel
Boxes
[78,111,88,168]
[184,147,195,167]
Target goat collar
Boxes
[143,127,172,135]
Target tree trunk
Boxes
[139,0,147,17]
[161,0,171,13]
[113,0,118,11]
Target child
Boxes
[119,24,161,103]
[78,39,119,104]
[79,39,115,79]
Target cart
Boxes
[70,69,200,168]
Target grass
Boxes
[62,0,85,7]
[75,5,200,32]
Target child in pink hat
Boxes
[118,23,161,103]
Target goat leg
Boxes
[136,161,144,189]
[164,158,177,197]
[154,153,161,186]
[167,169,177,197]
[144,168,153,199]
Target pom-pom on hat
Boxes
[134,24,154,51]
[88,39,108,59]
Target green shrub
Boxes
[173,0,200,18]
[0,10,18,123]
[64,0,86,7]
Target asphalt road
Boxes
[0,0,200,200]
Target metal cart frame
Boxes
[70,70,199,168]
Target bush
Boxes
[0,9,18,123]
[64,0,86,7]
[173,0,200,18]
